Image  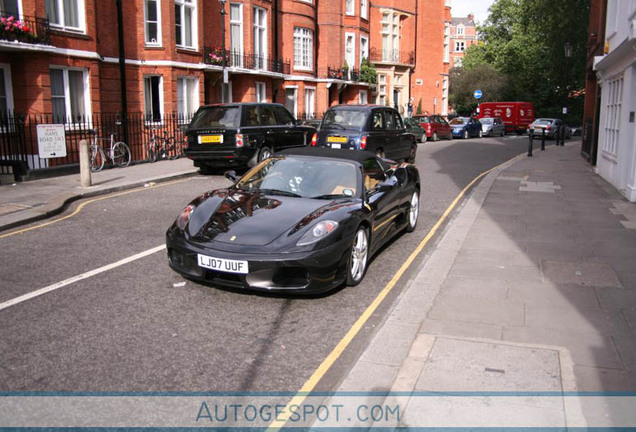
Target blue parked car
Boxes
[450,117,483,139]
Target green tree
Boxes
[454,0,588,122]
[449,63,510,115]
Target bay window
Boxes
[293,27,313,71]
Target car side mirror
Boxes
[224,170,239,183]
[376,175,398,191]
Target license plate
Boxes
[328,136,347,143]
[197,254,248,274]
[331,143,341,149]
[199,135,223,144]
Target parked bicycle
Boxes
[147,128,183,162]
[90,130,131,172]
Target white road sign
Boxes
[37,124,67,159]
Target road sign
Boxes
[37,124,67,159]
[474,89,483,99]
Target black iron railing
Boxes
[369,48,415,66]
[0,111,193,178]
[320,66,364,82]
[0,14,50,45]
[203,47,290,74]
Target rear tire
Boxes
[346,227,369,286]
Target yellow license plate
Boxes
[327,136,347,143]
[200,135,223,144]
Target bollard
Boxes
[560,125,566,146]
[541,128,546,150]
[79,139,92,187]
[527,130,533,157]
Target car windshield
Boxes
[449,118,468,125]
[189,106,241,129]
[236,156,359,199]
[413,116,429,123]
[322,109,367,130]
[480,118,493,124]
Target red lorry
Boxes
[476,102,535,134]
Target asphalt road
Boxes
[0,134,534,393]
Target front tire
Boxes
[406,190,419,232]
[113,142,131,167]
[90,145,105,172]
[432,132,438,142]
[346,227,369,286]
[463,130,469,139]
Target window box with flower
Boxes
[0,16,38,43]
[207,46,230,66]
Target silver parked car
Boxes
[480,117,506,137]
[528,118,571,139]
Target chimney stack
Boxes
[468,14,474,21]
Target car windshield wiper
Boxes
[258,188,302,198]
[310,194,351,200]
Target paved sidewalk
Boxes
[0,158,198,231]
[332,143,636,429]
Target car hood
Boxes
[186,189,353,246]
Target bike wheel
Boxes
[147,141,158,162]
[113,142,131,167]
[167,138,180,160]
[90,145,105,172]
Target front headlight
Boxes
[297,220,339,246]
[176,204,196,230]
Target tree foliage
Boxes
[451,0,589,121]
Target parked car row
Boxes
[527,118,572,139]
[184,103,421,173]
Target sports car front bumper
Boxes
[166,233,352,295]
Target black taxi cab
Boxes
[184,103,316,173]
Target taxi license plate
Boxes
[197,254,248,274]
[199,135,223,144]
[328,136,347,143]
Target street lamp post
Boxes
[219,0,228,103]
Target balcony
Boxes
[203,47,290,74]
[369,48,415,67]
[0,14,50,45]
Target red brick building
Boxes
[450,13,478,69]
[0,0,449,175]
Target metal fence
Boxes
[0,112,193,179]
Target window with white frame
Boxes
[0,0,19,16]
[255,82,266,103]
[360,36,368,66]
[602,76,623,158]
[377,74,386,105]
[345,0,354,15]
[381,12,399,62]
[144,75,163,123]
[175,0,196,49]
[230,3,243,67]
[285,87,297,117]
[444,23,450,63]
[345,33,355,71]
[50,67,89,123]
[177,76,198,119]
[0,65,14,115]
[293,27,313,71]
[144,0,161,45]
[455,41,465,52]
[304,88,315,118]
[456,24,465,36]
[253,7,267,69]
[45,0,85,32]
[360,0,367,19]
[359,90,367,104]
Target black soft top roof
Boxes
[277,147,379,165]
